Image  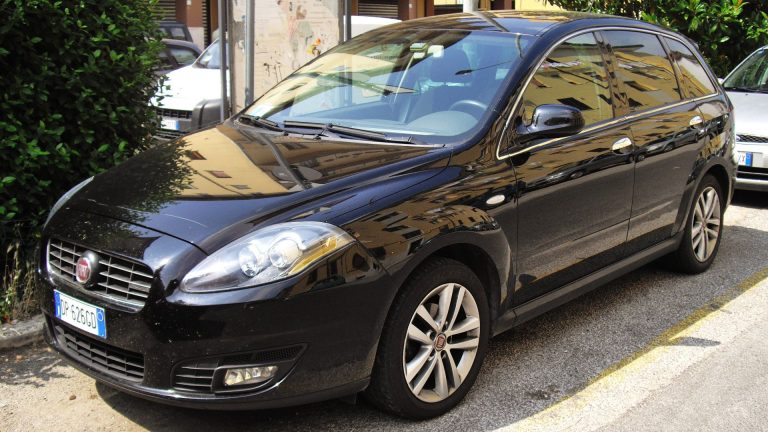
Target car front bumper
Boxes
[735,141,768,191]
[39,212,391,410]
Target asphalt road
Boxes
[2,190,767,432]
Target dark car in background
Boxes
[40,11,735,419]
[158,21,194,43]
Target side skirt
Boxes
[493,233,682,336]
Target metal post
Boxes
[245,0,255,105]
[218,0,229,120]
[463,0,476,12]
[343,0,352,41]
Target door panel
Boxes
[624,103,706,253]
[601,30,707,254]
[509,31,634,305]
[512,127,635,304]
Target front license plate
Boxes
[161,117,179,130]
[738,152,753,167]
[54,290,107,338]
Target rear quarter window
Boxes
[664,38,717,98]
[603,30,682,112]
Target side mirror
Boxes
[517,104,585,140]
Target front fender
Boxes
[345,201,513,326]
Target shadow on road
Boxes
[17,222,768,431]
[732,190,767,209]
[1,346,68,388]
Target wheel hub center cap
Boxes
[434,333,447,351]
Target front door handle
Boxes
[611,137,633,153]
[689,116,704,127]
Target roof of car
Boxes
[385,10,661,37]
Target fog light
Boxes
[223,365,278,387]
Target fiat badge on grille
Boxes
[75,251,99,285]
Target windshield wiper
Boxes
[282,120,419,144]
[723,86,766,93]
[237,114,287,133]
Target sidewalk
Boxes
[497,268,768,432]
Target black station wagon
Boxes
[40,11,736,418]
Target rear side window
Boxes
[664,38,716,98]
[603,30,681,111]
[520,32,613,127]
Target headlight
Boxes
[44,176,94,227]
[180,222,354,293]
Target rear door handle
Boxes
[611,137,632,153]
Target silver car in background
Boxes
[722,46,768,191]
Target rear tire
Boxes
[664,175,724,273]
[365,257,489,419]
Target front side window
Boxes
[664,38,716,98]
[195,40,220,69]
[245,31,533,142]
[723,47,768,92]
[519,32,613,127]
[604,30,681,111]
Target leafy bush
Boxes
[0,0,163,320]
[545,0,768,76]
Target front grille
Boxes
[737,166,768,181]
[52,320,145,382]
[156,108,192,119]
[737,134,768,144]
[172,346,303,393]
[154,129,185,140]
[47,239,154,308]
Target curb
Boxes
[0,314,44,351]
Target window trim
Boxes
[497,26,720,161]
[518,31,616,128]
[661,36,718,100]
[601,30,684,113]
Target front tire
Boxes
[664,174,724,273]
[366,258,489,419]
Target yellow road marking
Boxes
[496,265,768,432]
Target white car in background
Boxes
[153,16,400,141]
[722,45,768,191]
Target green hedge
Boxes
[545,0,768,77]
[0,0,163,320]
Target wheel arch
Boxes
[384,229,512,332]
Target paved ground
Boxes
[1,191,766,432]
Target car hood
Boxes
[64,122,451,253]
[726,91,768,136]
[152,65,222,111]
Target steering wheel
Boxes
[449,99,488,119]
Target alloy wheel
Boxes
[691,186,721,262]
[402,282,481,403]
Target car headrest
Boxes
[429,48,472,84]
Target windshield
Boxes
[195,39,220,69]
[244,30,533,142]
[723,47,768,92]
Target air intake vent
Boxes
[737,134,768,143]
[53,320,145,382]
